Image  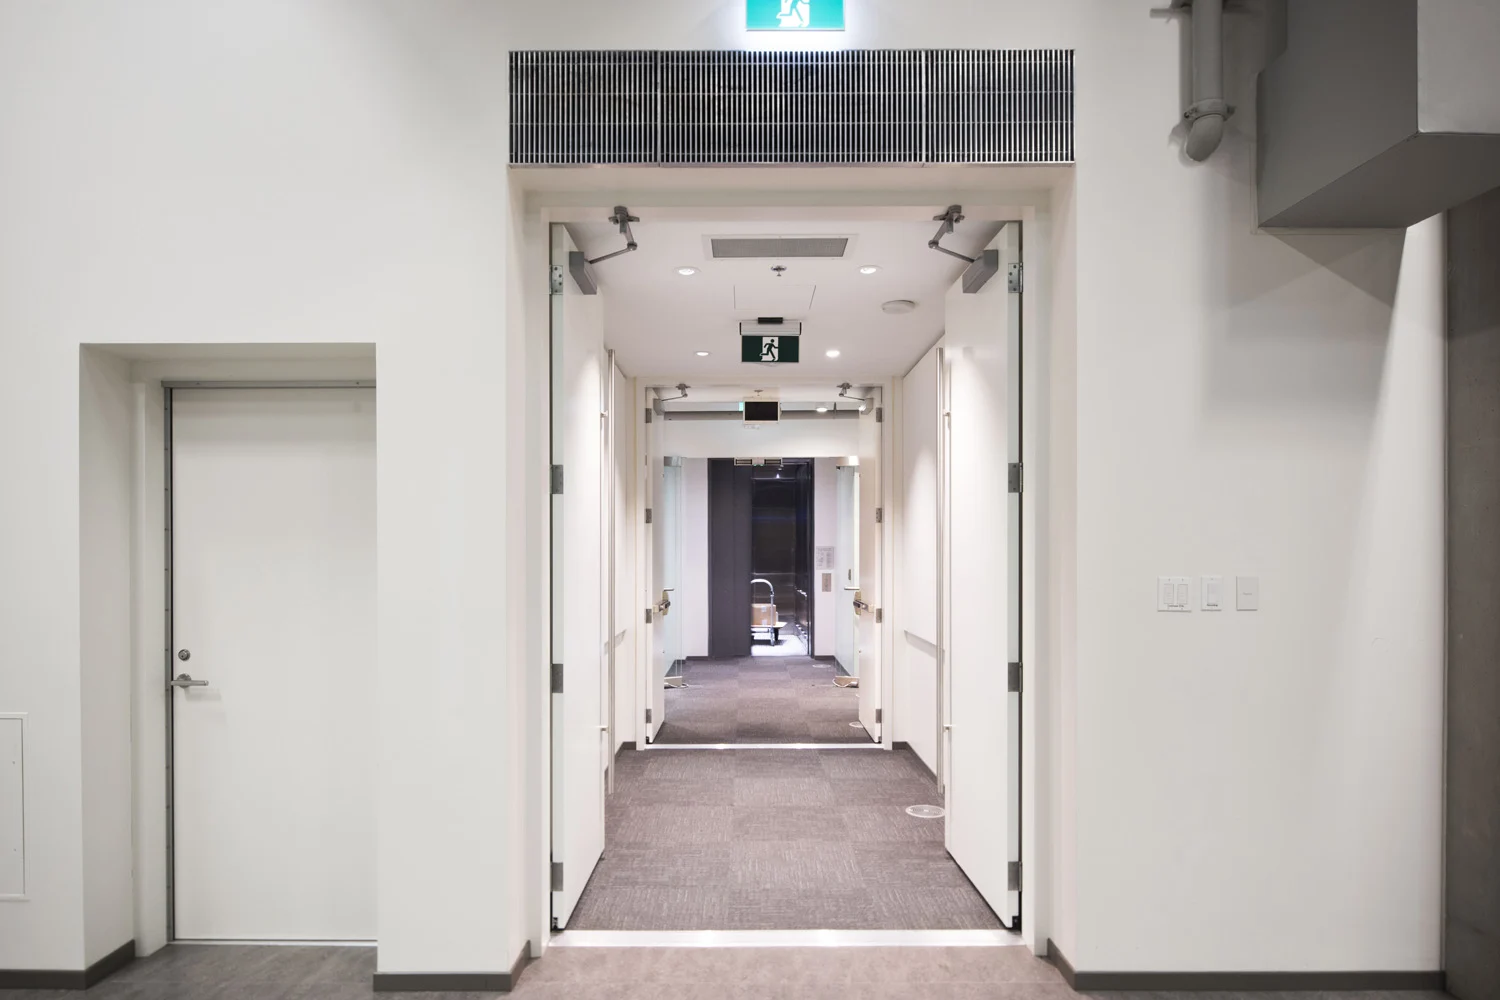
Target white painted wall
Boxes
[661,415,859,459]
[78,350,136,963]
[813,458,838,658]
[895,347,941,776]
[0,0,1446,980]
[680,459,710,659]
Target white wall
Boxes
[0,0,1446,980]
[78,350,136,963]
[0,0,525,975]
[680,459,710,659]
[812,458,838,658]
[895,347,941,776]
[661,415,858,459]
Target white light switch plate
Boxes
[1158,576,1191,612]
[1236,576,1259,611]
[1201,575,1224,611]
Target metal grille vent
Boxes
[510,49,1073,166]
[711,237,850,259]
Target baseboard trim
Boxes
[0,939,136,990]
[374,941,531,993]
[1044,942,1442,991]
[812,655,836,662]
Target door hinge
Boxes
[551,663,564,694]
[644,407,654,424]
[1008,860,1022,891]
[645,607,653,624]
[875,406,884,423]
[645,507,653,524]
[645,708,653,724]
[1008,463,1023,494]
[1008,262,1023,293]
[875,506,884,524]
[551,861,564,891]
[875,608,884,624]
[874,708,882,725]
[1008,661,1022,694]
[551,465,565,494]
[550,264,565,295]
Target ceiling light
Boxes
[859,404,868,412]
[676,266,698,276]
[859,265,881,275]
[695,351,710,357]
[816,406,829,413]
[825,349,841,358]
[881,299,917,315]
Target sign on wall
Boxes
[746,0,845,31]
[742,335,801,363]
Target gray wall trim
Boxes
[1044,939,1076,987]
[0,939,136,990]
[1044,943,1441,992]
[374,943,531,994]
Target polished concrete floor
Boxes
[654,656,870,744]
[0,943,1455,999]
[568,747,998,930]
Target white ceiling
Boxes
[569,216,1002,382]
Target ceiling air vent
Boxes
[711,237,850,260]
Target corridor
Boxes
[567,748,995,930]
[654,657,867,745]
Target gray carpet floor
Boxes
[568,747,1002,930]
[654,656,872,744]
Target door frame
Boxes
[528,191,1047,954]
[160,379,376,943]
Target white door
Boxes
[856,390,883,740]
[642,394,664,742]
[834,463,859,677]
[171,387,376,941]
[649,457,683,741]
[551,225,609,928]
[942,224,1022,926]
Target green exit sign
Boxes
[742,335,801,363]
[747,0,845,31]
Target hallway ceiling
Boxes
[568,217,1001,380]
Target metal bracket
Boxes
[551,663,564,694]
[645,708,653,724]
[874,708,883,725]
[644,407,654,424]
[875,608,884,624]
[645,507,653,524]
[875,507,884,524]
[1008,861,1022,891]
[1008,463,1023,494]
[645,608,654,624]
[551,862,564,892]
[587,206,641,266]
[1008,662,1022,694]
[551,465,565,495]
[1008,262,1024,293]
[929,205,977,264]
[550,264,565,294]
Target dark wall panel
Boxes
[1446,186,1500,1000]
[708,460,753,658]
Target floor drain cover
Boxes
[906,804,946,819]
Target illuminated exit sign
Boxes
[747,0,845,31]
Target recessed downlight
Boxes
[677,266,698,276]
[816,406,829,413]
[859,265,881,275]
[695,350,710,357]
[825,349,841,358]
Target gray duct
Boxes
[1184,0,1228,162]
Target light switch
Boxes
[1236,576,1259,611]
[1202,575,1224,611]
[1157,576,1191,612]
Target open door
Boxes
[856,388,883,741]
[942,224,1021,927]
[550,224,608,928]
[646,445,683,742]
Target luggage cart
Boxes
[750,578,787,645]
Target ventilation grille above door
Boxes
[509,49,1074,166]
[711,237,850,259]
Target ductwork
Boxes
[1183,0,1228,162]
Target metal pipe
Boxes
[1184,0,1228,162]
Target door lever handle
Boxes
[171,673,209,689]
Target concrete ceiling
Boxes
[569,216,1001,381]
